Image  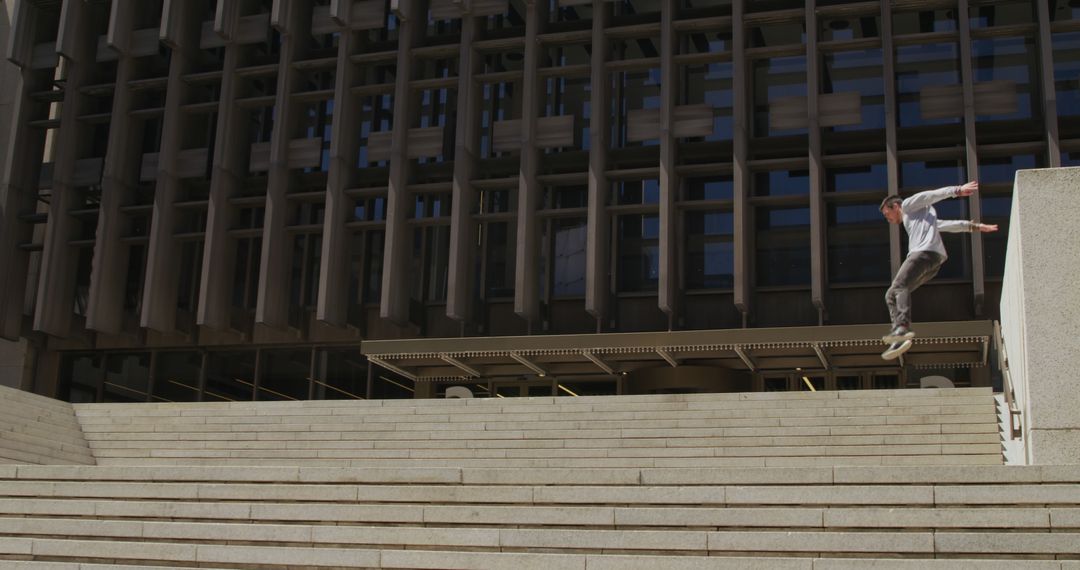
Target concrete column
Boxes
[142,0,203,333]
[199,7,246,330]
[0,3,51,340]
[1035,0,1061,167]
[880,0,901,275]
[731,0,750,324]
[1000,167,1080,464]
[380,0,424,325]
[318,28,362,328]
[806,0,825,325]
[256,4,312,330]
[657,0,677,327]
[513,0,547,326]
[957,1,985,316]
[32,0,93,338]
[87,0,141,335]
[446,14,481,323]
[585,0,611,327]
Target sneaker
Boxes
[882,325,916,344]
[882,339,913,361]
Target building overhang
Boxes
[361,320,994,382]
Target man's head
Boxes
[880,196,903,224]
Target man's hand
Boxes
[957,181,979,197]
[975,222,998,233]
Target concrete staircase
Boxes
[0,385,94,466]
[74,388,1002,468]
[6,387,1079,568]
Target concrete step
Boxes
[0,385,79,414]
[0,430,93,457]
[72,395,997,421]
[77,416,1001,438]
[86,453,1003,468]
[0,554,1073,570]
[73,408,998,434]
[0,435,93,464]
[78,423,997,444]
[0,419,96,449]
[1,516,1078,554]
[15,463,1068,485]
[82,436,1003,454]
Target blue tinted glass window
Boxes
[756,207,810,286]
[686,176,734,200]
[978,155,1039,184]
[1053,33,1080,116]
[900,160,965,190]
[827,164,887,192]
[754,169,809,196]
[686,211,734,289]
[828,203,891,284]
[896,43,961,127]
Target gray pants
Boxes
[886,251,946,329]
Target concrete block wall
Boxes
[0,385,94,465]
[1001,167,1080,465]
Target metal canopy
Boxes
[362,320,994,382]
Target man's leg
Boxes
[884,252,945,341]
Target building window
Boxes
[313,348,368,400]
[614,179,660,205]
[680,62,734,142]
[826,164,887,193]
[754,169,809,197]
[753,56,807,137]
[260,349,312,401]
[896,43,962,128]
[543,217,587,298]
[685,176,733,200]
[822,49,886,132]
[973,37,1037,122]
[543,76,591,153]
[969,0,1034,27]
[685,210,734,289]
[410,226,451,303]
[1053,32,1080,116]
[204,350,257,401]
[153,351,202,403]
[480,81,522,158]
[103,353,151,403]
[755,207,811,287]
[820,14,881,42]
[612,68,662,148]
[60,354,103,403]
[289,234,322,309]
[893,8,957,34]
[617,214,660,292]
[827,203,891,284]
[483,222,516,299]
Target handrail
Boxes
[993,320,1022,440]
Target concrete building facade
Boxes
[0,0,1077,402]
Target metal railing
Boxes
[993,320,1022,440]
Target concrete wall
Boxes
[0,2,29,391]
[0,337,31,389]
[1001,167,1080,465]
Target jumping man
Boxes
[879,181,998,360]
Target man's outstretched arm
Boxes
[901,181,979,213]
[937,220,999,233]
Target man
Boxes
[879,181,998,360]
